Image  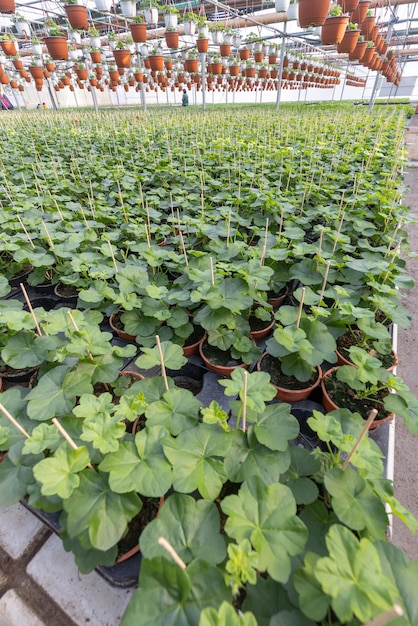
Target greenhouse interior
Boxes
[1,0,418,624]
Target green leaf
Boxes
[99,426,172,497]
[314,525,399,623]
[201,401,230,431]
[294,552,330,622]
[199,602,258,626]
[63,470,142,551]
[121,558,231,626]
[81,413,125,454]
[254,403,299,452]
[140,494,226,565]
[145,387,201,435]
[222,477,308,583]
[1,333,55,369]
[325,467,388,539]
[135,340,187,371]
[225,429,290,484]
[280,446,320,505]
[33,442,91,498]
[163,424,231,500]
[219,369,277,414]
[22,423,61,455]
[0,441,41,506]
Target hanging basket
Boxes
[298,0,330,28]
[348,39,367,61]
[351,1,371,26]
[196,38,209,53]
[360,15,376,39]
[337,28,360,54]
[29,66,44,79]
[148,54,164,71]
[0,0,15,12]
[129,23,147,43]
[337,0,359,11]
[43,37,69,60]
[321,15,349,45]
[113,49,131,68]
[64,5,88,30]
[0,40,17,56]
[165,30,179,49]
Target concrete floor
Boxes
[0,113,418,626]
[392,114,418,560]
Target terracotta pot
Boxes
[361,45,376,66]
[113,49,131,69]
[229,64,240,76]
[197,38,209,53]
[336,347,398,372]
[12,59,23,70]
[109,312,136,342]
[165,31,179,49]
[360,15,375,39]
[129,22,147,43]
[199,339,248,377]
[337,29,360,54]
[321,15,349,45]
[254,51,264,62]
[351,0,371,25]
[90,51,102,63]
[257,353,322,402]
[148,55,164,71]
[348,40,367,61]
[239,48,250,60]
[0,40,17,56]
[298,0,331,28]
[75,68,88,80]
[249,315,275,341]
[0,0,15,12]
[64,4,88,30]
[220,44,231,57]
[115,495,164,564]
[183,325,206,357]
[184,58,199,73]
[29,66,44,80]
[337,0,358,10]
[208,62,222,75]
[320,366,394,430]
[44,36,68,60]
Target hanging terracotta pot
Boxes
[165,30,179,49]
[29,65,44,80]
[90,50,102,63]
[12,58,23,70]
[75,68,88,80]
[361,44,375,66]
[148,55,164,71]
[64,5,88,30]
[0,40,17,56]
[348,39,367,61]
[337,0,358,11]
[220,43,231,57]
[239,47,250,60]
[44,37,69,60]
[184,58,199,72]
[113,49,131,69]
[337,28,360,53]
[351,0,371,26]
[129,22,147,43]
[321,15,349,45]
[0,0,15,12]
[360,15,375,39]
[298,0,331,28]
[197,38,209,53]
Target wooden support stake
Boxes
[0,402,30,439]
[178,230,188,267]
[316,228,324,271]
[241,370,248,433]
[363,605,403,626]
[41,220,55,250]
[107,240,119,274]
[260,218,269,267]
[318,261,331,305]
[52,418,95,471]
[158,537,187,570]
[156,335,169,392]
[296,288,305,329]
[20,283,43,337]
[342,410,377,471]
[117,180,129,224]
[210,257,215,286]
[17,216,35,249]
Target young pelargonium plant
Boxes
[265,305,337,382]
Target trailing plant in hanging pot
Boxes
[298,0,331,28]
[321,4,349,45]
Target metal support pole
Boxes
[340,60,350,101]
[45,78,58,110]
[275,21,287,112]
[90,84,99,113]
[140,82,147,111]
[368,72,383,112]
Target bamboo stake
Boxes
[88,180,96,218]
[210,257,215,286]
[107,240,119,274]
[316,228,324,271]
[145,200,152,243]
[260,218,269,267]
[318,261,331,305]
[178,230,188,267]
[296,288,305,328]
[117,181,129,224]
[52,418,95,471]
[67,311,94,362]
[342,410,377,471]
[156,335,169,392]
[144,222,151,248]
[363,605,403,626]
[332,211,345,254]
[241,370,248,433]
[382,240,403,284]
[158,537,187,570]
[41,221,55,250]
[20,284,43,337]
[200,171,205,218]
[51,195,64,221]
[226,213,231,248]
[0,402,30,439]
[17,216,35,249]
